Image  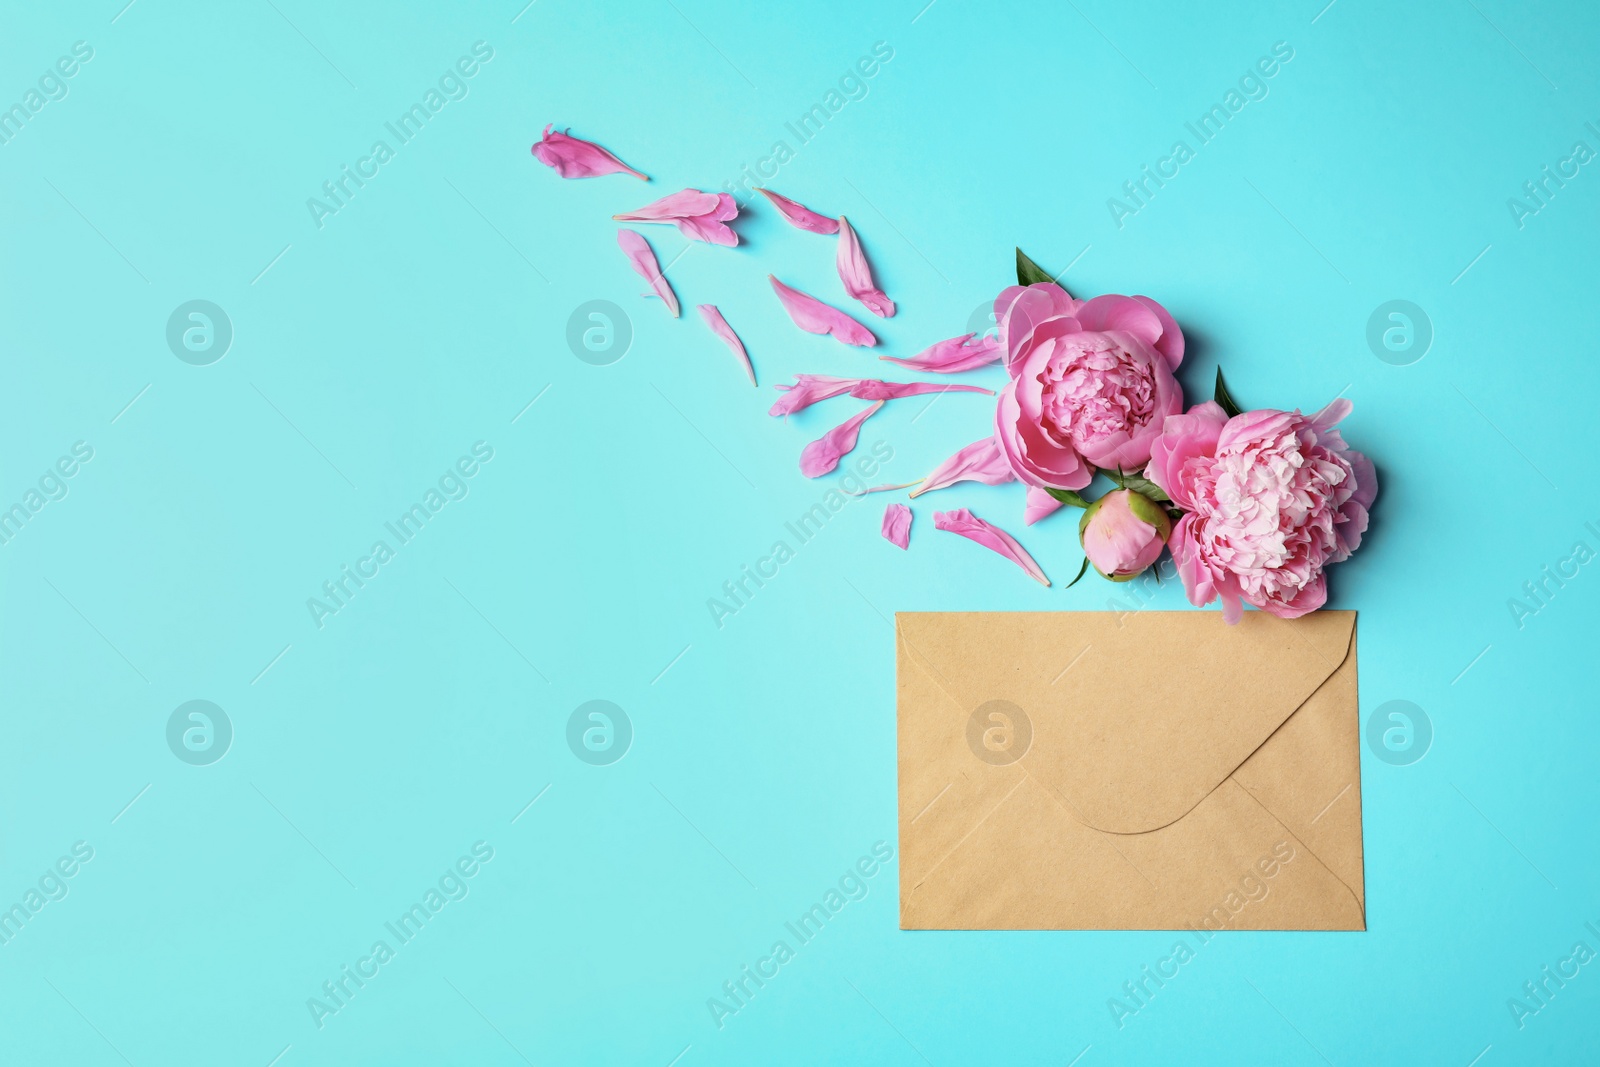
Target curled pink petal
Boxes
[772,376,990,416]
[1167,513,1218,610]
[1220,588,1245,624]
[1024,486,1064,526]
[1143,401,1228,511]
[933,508,1049,586]
[909,436,1015,498]
[757,188,839,234]
[696,305,755,385]
[847,480,922,496]
[1072,294,1164,350]
[836,216,894,318]
[994,378,1093,491]
[799,402,883,478]
[848,379,993,402]
[531,124,647,180]
[1132,295,1185,369]
[617,229,678,317]
[878,333,1002,374]
[996,284,1083,376]
[618,189,720,220]
[882,503,912,549]
[769,375,860,416]
[768,276,876,347]
[1309,396,1354,432]
[1346,448,1379,512]
[614,189,739,246]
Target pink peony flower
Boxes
[1145,399,1377,622]
[993,283,1185,492]
[1079,489,1171,580]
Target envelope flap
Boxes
[897,610,1355,835]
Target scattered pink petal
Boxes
[614,189,740,246]
[847,480,922,496]
[757,188,839,234]
[768,276,877,347]
[769,375,859,416]
[1025,486,1064,526]
[879,333,1002,373]
[696,305,755,385]
[531,125,648,180]
[933,508,1050,586]
[882,503,912,549]
[799,401,883,478]
[617,229,678,317]
[909,436,1015,498]
[836,216,895,318]
[850,379,992,402]
[769,376,991,415]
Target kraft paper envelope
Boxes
[897,610,1365,931]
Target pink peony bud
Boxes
[1078,489,1171,581]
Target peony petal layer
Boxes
[768,276,877,347]
[879,333,1002,373]
[614,189,739,246]
[882,503,912,549]
[697,305,756,385]
[1025,486,1064,526]
[933,508,1049,586]
[531,125,647,180]
[836,216,894,318]
[769,375,859,416]
[617,229,678,317]
[909,436,1016,498]
[757,188,839,234]
[799,401,883,477]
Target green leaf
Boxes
[1214,366,1243,418]
[1103,469,1171,503]
[1016,248,1055,287]
[1044,486,1092,508]
[1064,557,1092,589]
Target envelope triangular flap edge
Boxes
[1024,610,1356,835]
[897,610,1356,838]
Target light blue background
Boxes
[2,0,1596,1063]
